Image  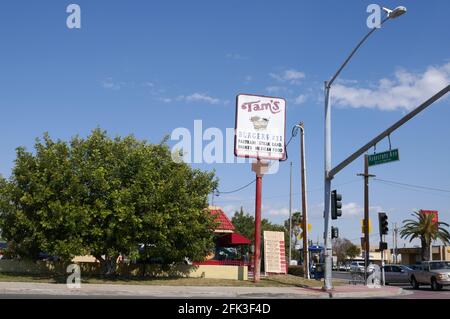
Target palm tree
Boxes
[400,211,450,261]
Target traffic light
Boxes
[378,212,389,235]
[331,226,339,239]
[331,190,342,220]
[379,242,388,251]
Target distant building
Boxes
[396,245,450,265]
[349,245,393,265]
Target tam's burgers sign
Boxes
[234,94,286,161]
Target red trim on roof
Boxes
[217,233,251,246]
[210,208,235,231]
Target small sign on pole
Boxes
[361,218,372,234]
[368,149,399,167]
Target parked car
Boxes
[406,264,421,271]
[383,264,413,284]
[338,264,348,271]
[409,261,450,291]
[350,261,365,273]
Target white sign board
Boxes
[263,231,287,274]
[234,94,286,160]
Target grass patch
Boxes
[0,272,344,287]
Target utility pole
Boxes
[357,155,375,283]
[289,162,293,265]
[393,223,398,264]
[299,123,310,279]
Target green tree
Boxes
[345,243,361,261]
[400,211,450,261]
[0,129,217,274]
[333,238,360,264]
[231,207,254,242]
[231,208,285,244]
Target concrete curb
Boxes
[0,282,405,299]
[327,287,404,299]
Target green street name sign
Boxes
[368,149,400,167]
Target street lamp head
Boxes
[383,6,407,19]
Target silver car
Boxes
[383,264,412,284]
[409,261,450,290]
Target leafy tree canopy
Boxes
[0,129,218,273]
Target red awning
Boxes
[217,233,251,246]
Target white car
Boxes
[350,261,365,272]
[339,264,349,271]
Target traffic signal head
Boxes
[331,190,342,220]
[379,241,388,251]
[378,212,389,235]
[331,226,339,239]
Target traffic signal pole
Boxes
[329,85,450,179]
[323,81,333,291]
[322,17,391,291]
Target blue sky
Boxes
[0,1,449,248]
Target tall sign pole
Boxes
[235,94,287,283]
[252,161,267,282]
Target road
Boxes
[332,271,450,299]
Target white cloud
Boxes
[244,75,253,84]
[160,92,222,105]
[266,207,290,217]
[342,202,362,217]
[294,94,307,105]
[185,93,221,104]
[160,97,173,103]
[270,69,306,84]
[101,78,122,90]
[332,62,450,111]
[340,203,384,219]
[266,86,288,95]
[226,53,248,60]
[142,82,155,88]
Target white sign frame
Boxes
[234,94,286,161]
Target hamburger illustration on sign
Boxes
[235,94,286,161]
[250,116,270,131]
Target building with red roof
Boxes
[193,206,252,267]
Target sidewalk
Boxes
[310,284,406,299]
[0,282,405,298]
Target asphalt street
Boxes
[332,271,450,299]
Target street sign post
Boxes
[368,149,399,167]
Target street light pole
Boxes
[298,123,310,279]
[322,8,406,291]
